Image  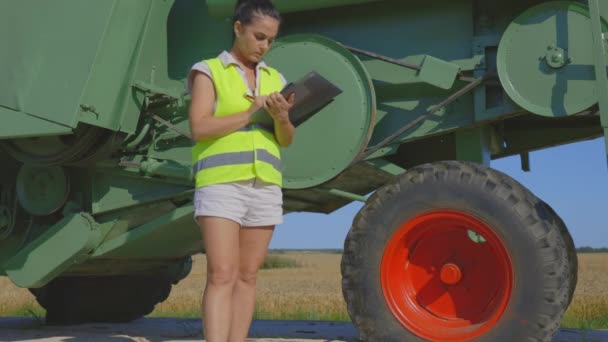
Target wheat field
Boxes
[561,254,608,329]
[152,252,349,321]
[0,253,607,329]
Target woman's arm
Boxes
[273,117,295,147]
[189,71,263,142]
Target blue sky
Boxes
[270,137,608,249]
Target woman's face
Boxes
[234,15,279,64]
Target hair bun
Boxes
[236,0,268,7]
[233,0,281,25]
[236,0,277,10]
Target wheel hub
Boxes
[544,46,569,69]
[440,263,463,285]
[16,165,69,216]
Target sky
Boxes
[269,137,608,249]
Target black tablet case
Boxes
[251,71,343,127]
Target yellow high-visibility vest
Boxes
[192,57,284,188]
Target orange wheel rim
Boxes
[381,210,513,341]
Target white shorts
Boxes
[193,178,284,227]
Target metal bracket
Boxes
[520,152,531,172]
[147,112,192,140]
[132,81,184,108]
[343,44,466,86]
[132,82,192,145]
[316,187,368,203]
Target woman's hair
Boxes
[233,0,282,27]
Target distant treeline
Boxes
[576,246,608,253]
[270,249,343,254]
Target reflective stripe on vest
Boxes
[193,149,282,175]
[191,57,284,188]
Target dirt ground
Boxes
[0,318,607,342]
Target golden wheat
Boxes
[0,276,39,316]
[153,253,348,321]
[0,253,607,328]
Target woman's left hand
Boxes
[264,92,295,124]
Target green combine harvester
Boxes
[1,0,606,340]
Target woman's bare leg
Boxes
[198,217,241,342]
[228,226,275,342]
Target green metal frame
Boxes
[589,0,608,164]
[1,0,608,286]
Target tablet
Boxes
[280,71,343,127]
[250,71,343,127]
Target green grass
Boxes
[561,293,608,331]
[151,306,608,328]
[253,309,350,322]
[562,312,608,330]
[2,305,45,319]
[148,310,200,319]
[149,309,350,322]
[8,302,608,331]
[260,255,300,269]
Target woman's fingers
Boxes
[267,94,282,110]
[286,93,296,105]
[266,93,279,107]
[262,93,294,121]
[270,92,291,110]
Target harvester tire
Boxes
[341,161,571,342]
[540,200,578,307]
[30,274,175,325]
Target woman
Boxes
[187,0,295,341]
